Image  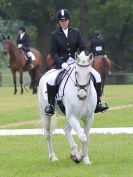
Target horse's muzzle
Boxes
[77,89,87,100]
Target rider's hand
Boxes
[61,63,69,70]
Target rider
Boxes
[45,9,109,116]
[90,30,106,57]
[16,25,33,68]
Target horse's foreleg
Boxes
[64,122,79,156]
[20,71,23,94]
[80,114,94,164]
[69,116,87,143]
[44,116,58,161]
[68,116,87,163]
[12,70,17,94]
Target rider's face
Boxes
[18,30,24,35]
[59,19,69,29]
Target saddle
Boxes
[20,49,35,61]
[55,67,73,114]
[55,70,67,92]
[55,70,68,114]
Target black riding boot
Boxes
[45,83,56,116]
[95,82,109,113]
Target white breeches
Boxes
[46,57,101,86]
[91,68,101,83]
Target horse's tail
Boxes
[101,56,107,82]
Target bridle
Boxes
[75,62,91,93]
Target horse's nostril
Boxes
[77,89,87,100]
[78,95,87,100]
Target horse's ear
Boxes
[7,35,10,39]
[75,52,78,60]
[88,53,94,63]
[2,35,5,40]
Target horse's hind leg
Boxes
[44,115,58,161]
[20,70,23,94]
[38,77,58,161]
[39,90,58,161]
[64,122,79,156]
[29,69,37,94]
[34,67,40,93]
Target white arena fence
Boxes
[0,127,133,136]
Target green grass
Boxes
[0,85,133,128]
[0,134,132,177]
[1,69,31,87]
[0,85,132,177]
[0,87,39,125]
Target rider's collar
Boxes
[59,27,71,33]
[20,32,25,39]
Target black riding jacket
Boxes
[16,33,30,52]
[50,27,87,68]
[90,36,105,56]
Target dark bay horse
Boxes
[45,54,111,93]
[46,54,54,71]
[2,36,42,94]
[91,55,111,93]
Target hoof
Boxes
[83,156,92,164]
[49,154,58,161]
[70,154,83,164]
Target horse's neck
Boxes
[9,50,16,61]
[9,44,21,62]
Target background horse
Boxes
[38,52,97,164]
[2,36,42,94]
[46,54,54,71]
[91,55,111,94]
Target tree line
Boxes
[0,0,132,72]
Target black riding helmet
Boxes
[94,30,101,37]
[56,9,71,21]
[18,26,26,32]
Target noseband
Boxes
[75,63,91,92]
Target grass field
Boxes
[0,85,133,177]
[0,85,133,128]
[0,134,132,177]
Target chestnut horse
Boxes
[2,36,42,94]
[46,54,111,94]
[91,55,111,93]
